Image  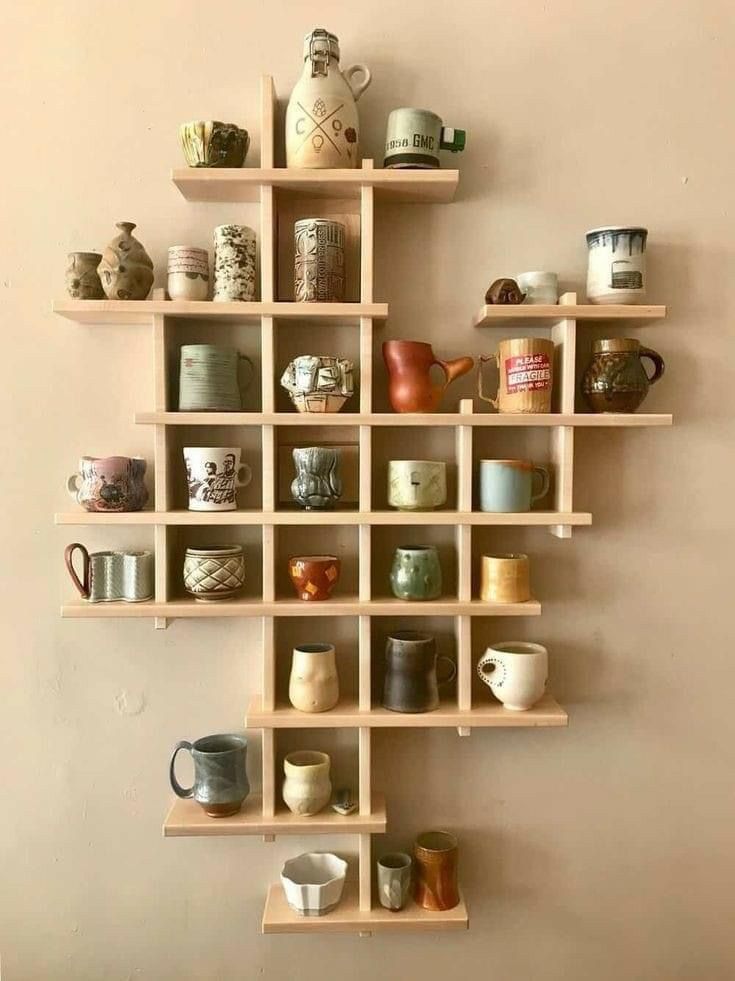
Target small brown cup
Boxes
[480,553,531,603]
[413,830,460,911]
[288,554,341,601]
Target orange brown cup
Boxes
[288,555,341,601]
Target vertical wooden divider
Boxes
[550,292,577,538]
[152,297,170,630]
[456,398,473,735]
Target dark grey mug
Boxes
[382,631,457,713]
[169,733,249,817]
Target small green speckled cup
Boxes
[389,545,442,601]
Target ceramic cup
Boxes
[66,252,104,299]
[183,545,245,602]
[64,544,153,603]
[288,644,340,712]
[479,460,550,513]
[383,631,456,714]
[179,121,250,168]
[178,344,254,411]
[383,108,466,169]
[390,545,442,601]
[167,246,209,301]
[586,226,647,304]
[67,456,148,513]
[480,553,531,604]
[478,337,555,414]
[282,751,332,817]
[387,460,447,511]
[183,447,252,512]
[477,641,548,711]
[294,219,345,302]
[413,831,460,911]
[280,355,354,414]
[377,853,412,911]
[213,224,257,302]
[169,734,249,817]
[517,271,558,305]
[291,447,342,510]
[288,555,341,602]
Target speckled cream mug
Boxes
[387,460,447,511]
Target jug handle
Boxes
[477,354,499,408]
[435,355,474,390]
[344,64,372,101]
[238,355,255,406]
[169,741,195,798]
[640,347,665,385]
[437,656,457,687]
[64,542,90,599]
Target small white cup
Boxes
[477,641,548,710]
[517,271,558,305]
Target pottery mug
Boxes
[413,831,460,911]
[477,641,548,711]
[288,643,340,713]
[67,455,148,513]
[183,545,245,602]
[517,271,558,305]
[383,631,456,713]
[282,751,332,817]
[478,337,555,413]
[383,109,466,169]
[280,355,354,414]
[291,446,342,510]
[480,553,530,604]
[167,246,209,301]
[66,251,104,299]
[178,344,254,411]
[582,338,665,414]
[288,555,341,602]
[377,853,412,911]
[479,460,550,513]
[294,219,345,302]
[213,224,257,302]
[183,447,252,512]
[387,460,447,511]
[169,734,250,817]
[64,544,153,603]
[390,545,442,601]
[586,226,647,304]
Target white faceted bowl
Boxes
[280,852,348,916]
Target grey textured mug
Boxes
[178,344,254,411]
[377,852,412,911]
[169,734,249,817]
[383,108,466,169]
[64,544,153,603]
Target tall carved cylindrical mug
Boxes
[294,219,345,302]
[414,831,460,911]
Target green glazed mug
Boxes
[389,545,442,601]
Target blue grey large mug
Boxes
[169,734,249,817]
[479,459,550,513]
[178,344,254,411]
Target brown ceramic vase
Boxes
[288,554,341,601]
[382,340,474,413]
[582,338,665,413]
[413,830,460,911]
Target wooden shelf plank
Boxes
[163,793,386,837]
[245,693,568,729]
[171,166,459,204]
[53,300,388,325]
[55,509,592,527]
[135,410,673,427]
[262,882,468,934]
[473,303,666,327]
[60,597,542,619]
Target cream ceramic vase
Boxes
[285,28,371,169]
[282,751,332,816]
[288,644,339,712]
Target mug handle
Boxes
[437,655,457,687]
[530,466,551,504]
[344,63,372,101]
[64,543,90,599]
[439,127,466,153]
[237,462,253,488]
[238,355,255,404]
[640,347,665,385]
[477,651,503,687]
[477,354,499,408]
[169,741,195,799]
[66,473,82,502]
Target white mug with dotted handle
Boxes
[477,642,548,711]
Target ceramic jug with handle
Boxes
[383,340,474,413]
[285,28,371,169]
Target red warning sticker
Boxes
[505,354,552,393]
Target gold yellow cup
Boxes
[480,553,530,603]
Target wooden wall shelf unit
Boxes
[56,75,671,936]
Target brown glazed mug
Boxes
[288,554,341,601]
[413,830,460,911]
[478,337,555,413]
[581,337,665,413]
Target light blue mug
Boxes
[479,460,550,513]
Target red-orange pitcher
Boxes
[382,340,474,413]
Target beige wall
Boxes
[2,0,734,977]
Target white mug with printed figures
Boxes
[183,447,252,512]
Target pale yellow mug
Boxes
[480,553,530,604]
